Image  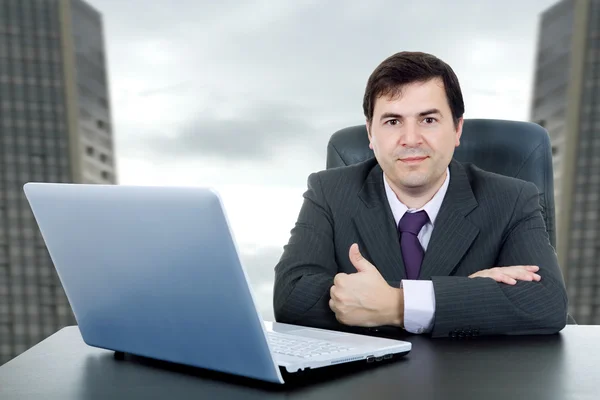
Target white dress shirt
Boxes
[383,168,450,334]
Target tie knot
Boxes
[398,210,429,235]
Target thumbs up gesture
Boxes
[348,242,378,273]
[329,244,404,327]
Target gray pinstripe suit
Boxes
[273,158,568,338]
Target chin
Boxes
[401,180,430,189]
[398,174,431,189]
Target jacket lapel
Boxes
[418,160,479,279]
[352,163,406,282]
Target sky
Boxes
[89,0,559,319]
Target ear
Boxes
[455,117,464,147]
[366,120,374,150]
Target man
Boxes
[273,51,568,338]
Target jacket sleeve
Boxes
[430,181,568,338]
[273,172,345,330]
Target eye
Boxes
[385,119,399,126]
[423,117,437,124]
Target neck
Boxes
[386,170,447,209]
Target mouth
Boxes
[398,156,428,164]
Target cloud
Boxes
[103,0,556,190]
[91,0,561,215]
[99,0,558,170]
[127,100,321,162]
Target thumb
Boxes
[349,243,375,273]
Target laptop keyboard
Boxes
[268,331,353,358]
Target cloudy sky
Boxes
[89,0,558,319]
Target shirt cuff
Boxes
[401,280,436,334]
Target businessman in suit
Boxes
[273,51,568,338]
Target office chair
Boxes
[326,118,576,325]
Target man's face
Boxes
[367,77,463,194]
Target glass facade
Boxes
[530,0,574,227]
[0,0,116,365]
[566,0,600,325]
[70,0,117,184]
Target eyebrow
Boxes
[379,108,442,121]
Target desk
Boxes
[1,325,598,399]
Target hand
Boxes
[469,265,541,285]
[329,244,403,327]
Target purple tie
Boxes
[398,211,429,280]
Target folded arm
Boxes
[430,182,568,337]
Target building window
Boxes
[86,146,94,156]
[101,171,110,180]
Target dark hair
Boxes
[363,51,465,128]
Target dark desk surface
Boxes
[1,325,599,400]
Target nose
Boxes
[399,121,422,147]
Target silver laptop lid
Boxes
[23,182,284,384]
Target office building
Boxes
[0,0,116,364]
[530,0,600,324]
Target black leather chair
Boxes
[326,118,576,325]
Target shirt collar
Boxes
[383,167,450,227]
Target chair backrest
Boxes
[326,119,556,248]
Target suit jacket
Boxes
[273,158,568,338]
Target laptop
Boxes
[22,182,411,384]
